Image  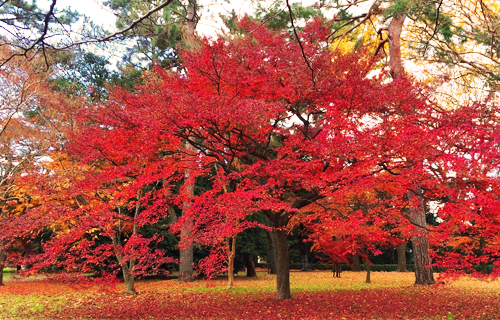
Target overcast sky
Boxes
[39,0,262,38]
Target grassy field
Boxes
[1,270,499,319]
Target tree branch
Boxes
[285,0,315,83]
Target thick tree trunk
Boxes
[179,144,195,282]
[387,14,406,79]
[0,266,3,286]
[185,0,197,47]
[265,229,277,274]
[273,228,291,300]
[409,190,435,286]
[352,252,361,271]
[178,2,197,283]
[386,12,434,286]
[396,241,408,272]
[179,229,194,282]
[244,253,257,277]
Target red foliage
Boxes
[6,17,500,290]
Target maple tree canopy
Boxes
[4,17,500,296]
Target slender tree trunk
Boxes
[273,227,291,300]
[409,190,435,285]
[113,202,139,294]
[352,252,361,271]
[365,262,371,284]
[299,227,311,271]
[301,254,311,271]
[0,250,6,286]
[396,241,408,272]
[226,234,236,289]
[244,253,257,277]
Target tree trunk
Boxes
[113,203,138,294]
[21,239,33,270]
[352,252,361,271]
[387,14,406,79]
[179,144,195,282]
[244,253,257,277]
[365,262,371,284]
[386,12,434,286]
[226,235,236,289]
[112,236,136,294]
[185,0,197,47]
[273,228,291,300]
[409,190,435,286]
[301,254,311,271]
[123,262,136,294]
[265,229,277,274]
[480,237,488,274]
[178,229,194,282]
[396,241,408,272]
[178,2,197,283]
[0,250,5,286]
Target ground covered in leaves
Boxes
[1,271,499,319]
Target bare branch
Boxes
[285,0,315,84]
[423,0,444,55]
[1,0,176,66]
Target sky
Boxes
[40,0,264,38]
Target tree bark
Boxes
[386,12,434,286]
[21,239,33,270]
[0,250,6,286]
[178,226,194,282]
[123,263,136,294]
[365,262,371,284]
[244,253,257,277]
[396,241,409,272]
[226,235,236,289]
[352,252,361,271]
[301,254,311,271]
[265,229,277,274]
[273,227,291,300]
[387,14,406,79]
[409,190,435,285]
[179,144,195,283]
[112,202,139,294]
[178,0,197,283]
[480,237,488,274]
